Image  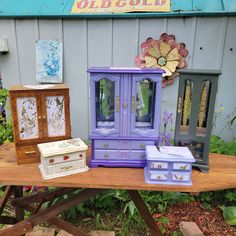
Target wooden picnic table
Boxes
[0,143,235,236]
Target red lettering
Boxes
[101,0,112,8]
[129,0,140,6]
[77,0,89,9]
[155,0,166,6]
[115,0,126,8]
[90,0,99,8]
[142,0,152,6]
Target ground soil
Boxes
[154,201,236,236]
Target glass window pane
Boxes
[46,96,66,137]
[16,97,39,139]
[135,79,156,130]
[196,81,211,137]
[95,78,115,129]
[179,140,204,161]
[180,80,193,135]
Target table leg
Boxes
[0,188,103,236]
[128,190,163,236]
[13,186,24,222]
[0,186,17,225]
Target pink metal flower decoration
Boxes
[136,33,188,87]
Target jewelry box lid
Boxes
[37,138,88,158]
[145,145,195,162]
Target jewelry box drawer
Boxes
[94,140,119,149]
[171,172,191,182]
[15,145,40,164]
[94,140,155,150]
[45,151,86,165]
[148,161,168,170]
[94,150,118,160]
[173,163,191,171]
[130,140,155,150]
[148,170,169,181]
[94,150,146,160]
[45,159,86,175]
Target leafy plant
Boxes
[0,89,13,144]
[159,111,174,146]
[210,135,236,156]
[219,206,236,225]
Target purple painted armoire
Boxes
[88,67,163,167]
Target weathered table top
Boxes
[0,144,235,193]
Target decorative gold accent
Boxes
[198,84,208,128]
[38,115,42,120]
[177,97,182,114]
[104,144,109,148]
[61,165,73,170]
[132,96,135,113]
[25,151,36,154]
[183,81,191,126]
[116,96,119,112]
[140,144,145,149]
[104,153,109,158]
[42,115,46,120]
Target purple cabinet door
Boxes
[130,74,162,138]
[90,73,120,137]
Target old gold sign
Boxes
[71,0,170,13]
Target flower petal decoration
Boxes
[136,33,188,87]
[160,42,171,57]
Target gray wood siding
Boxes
[0,17,235,141]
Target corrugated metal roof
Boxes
[0,0,236,18]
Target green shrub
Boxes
[0,89,13,144]
[210,135,236,156]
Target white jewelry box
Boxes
[37,138,89,179]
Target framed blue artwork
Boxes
[36,40,63,83]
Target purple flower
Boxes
[160,131,172,146]
[162,111,173,125]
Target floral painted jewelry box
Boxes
[38,138,89,180]
[144,146,195,186]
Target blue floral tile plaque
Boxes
[36,40,63,83]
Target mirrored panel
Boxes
[95,78,115,129]
[179,140,204,161]
[196,81,211,137]
[180,80,193,134]
[135,79,156,130]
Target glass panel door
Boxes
[45,95,66,137]
[196,81,211,137]
[16,97,39,139]
[130,74,161,137]
[179,80,193,135]
[13,92,43,144]
[95,78,115,129]
[91,74,120,137]
[135,79,156,130]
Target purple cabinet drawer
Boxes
[94,150,119,160]
[129,140,155,150]
[94,140,119,149]
[129,150,146,160]
[94,149,146,160]
[94,140,155,150]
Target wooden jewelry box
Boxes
[37,138,89,180]
[9,84,71,165]
[144,146,195,185]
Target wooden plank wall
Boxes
[0,17,235,141]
